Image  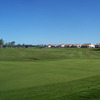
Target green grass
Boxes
[0,48,100,61]
[0,48,100,100]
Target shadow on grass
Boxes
[92,48,100,51]
[24,58,39,60]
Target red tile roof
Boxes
[55,44,64,46]
[66,44,73,46]
[46,44,53,46]
[82,43,91,46]
[96,43,100,46]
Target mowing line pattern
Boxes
[0,75,100,100]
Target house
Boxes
[65,44,73,48]
[81,43,95,48]
[95,43,100,48]
[73,44,82,48]
[46,44,54,48]
[55,44,65,48]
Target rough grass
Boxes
[0,48,100,100]
[0,48,100,61]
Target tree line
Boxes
[0,39,45,48]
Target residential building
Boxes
[55,44,65,48]
[81,43,95,48]
[65,44,73,48]
[73,44,81,48]
[95,44,100,48]
[46,44,54,48]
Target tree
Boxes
[7,42,11,47]
[0,39,4,48]
[25,45,29,48]
[11,41,15,47]
[3,43,8,48]
[22,44,25,48]
[17,44,21,48]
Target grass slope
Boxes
[1,75,100,100]
[0,48,100,100]
[0,48,100,61]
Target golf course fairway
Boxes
[0,48,100,100]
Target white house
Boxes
[46,44,53,48]
[60,44,65,47]
[81,43,95,48]
[73,44,82,48]
[55,44,65,48]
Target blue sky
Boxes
[0,0,100,44]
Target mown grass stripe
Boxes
[1,74,100,100]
